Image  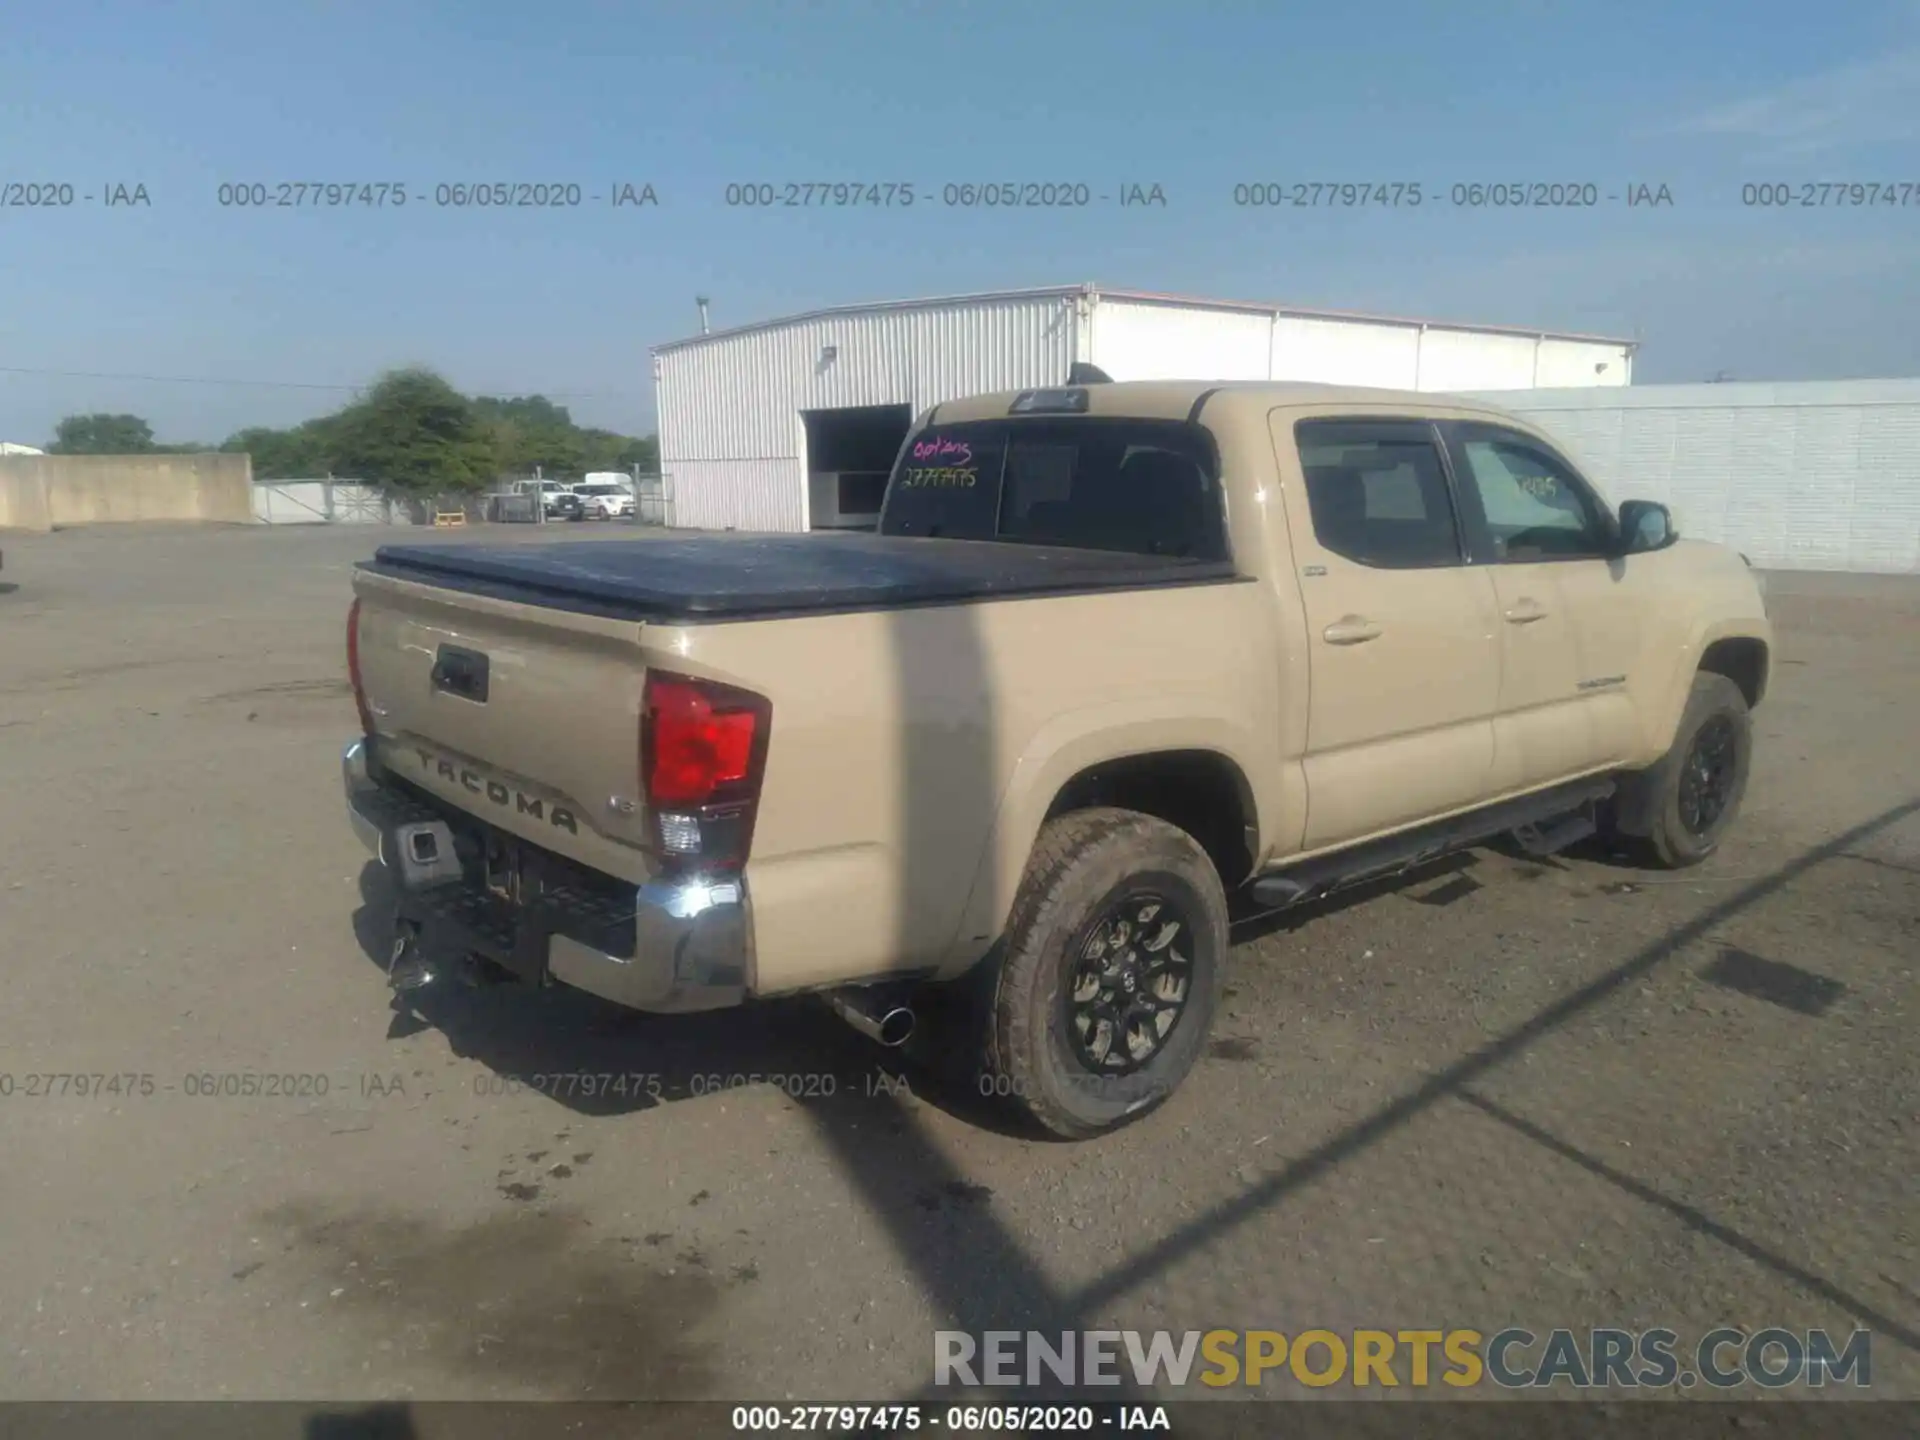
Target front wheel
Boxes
[980,808,1227,1140]
[1612,672,1753,868]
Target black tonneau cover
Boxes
[362,532,1242,623]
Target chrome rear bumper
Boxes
[342,738,750,1013]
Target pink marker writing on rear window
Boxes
[912,437,973,463]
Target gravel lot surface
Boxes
[1,524,1914,1420]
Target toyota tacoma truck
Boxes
[342,379,1771,1138]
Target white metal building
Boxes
[1478,379,1920,573]
[652,284,1636,533]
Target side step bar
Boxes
[1512,811,1598,858]
[1249,777,1614,911]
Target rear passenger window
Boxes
[1293,421,1462,569]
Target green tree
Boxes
[327,368,494,494]
[207,376,658,488]
[48,413,157,454]
[472,394,587,476]
[220,419,338,479]
[472,394,575,431]
[618,432,659,472]
[579,427,659,473]
[476,413,529,474]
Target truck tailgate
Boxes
[352,568,655,879]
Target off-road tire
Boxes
[1616,672,1753,869]
[980,808,1228,1140]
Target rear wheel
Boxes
[1614,672,1753,868]
[980,808,1227,1140]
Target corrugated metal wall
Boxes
[1536,337,1627,387]
[1090,299,1632,392]
[1091,301,1273,380]
[1416,329,1539,390]
[655,292,1075,530]
[1273,315,1419,386]
[661,459,805,532]
[1479,380,1920,573]
[654,288,1634,533]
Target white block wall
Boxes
[1481,380,1920,573]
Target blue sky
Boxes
[3,0,1918,446]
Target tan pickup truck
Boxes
[343,379,1771,1138]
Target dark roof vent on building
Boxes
[1066,362,1113,385]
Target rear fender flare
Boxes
[931,702,1264,980]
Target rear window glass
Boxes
[879,418,1226,560]
[884,429,1007,537]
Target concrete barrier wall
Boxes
[0,470,55,531]
[0,453,255,531]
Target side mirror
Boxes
[1618,499,1675,554]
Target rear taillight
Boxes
[641,671,771,871]
[346,597,375,735]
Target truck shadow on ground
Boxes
[1224,831,1668,949]
[344,798,1920,1405]
[348,850,1580,1130]
[1058,793,1920,1357]
[1224,850,1488,945]
[347,861,1017,1136]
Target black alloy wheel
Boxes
[1062,889,1195,1077]
[1677,714,1739,837]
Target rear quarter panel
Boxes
[671,578,1284,993]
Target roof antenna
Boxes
[696,296,711,335]
[1066,362,1112,384]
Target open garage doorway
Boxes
[802,404,912,531]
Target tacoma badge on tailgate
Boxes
[410,747,580,835]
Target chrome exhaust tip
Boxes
[825,988,917,1048]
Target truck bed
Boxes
[361,532,1242,623]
